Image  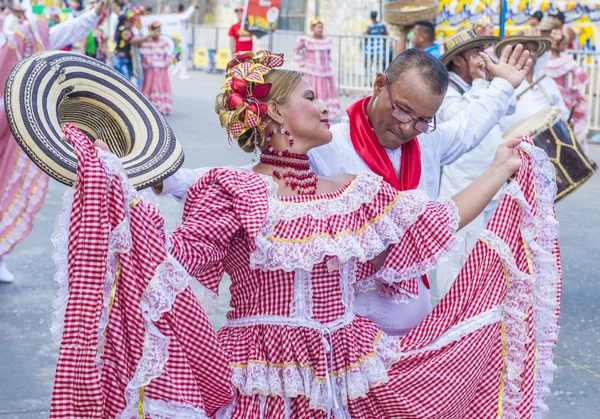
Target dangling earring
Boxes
[266,125,294,155]
[260,123,317,195]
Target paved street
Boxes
[1,70,599,418]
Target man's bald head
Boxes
[387,49,449,96]
[367,49,448,150]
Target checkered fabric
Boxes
[173,142,559,418]
[149,146,559,418]
[52,124,560,418]
[50,125,234,418]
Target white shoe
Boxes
[0,257,14,283]
[179,73,191,80]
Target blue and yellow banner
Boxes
[435,1,600,50]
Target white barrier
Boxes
[189,27,599,130]
[190,25,396,95]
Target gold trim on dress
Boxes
[267,192,403,243]
[229,331,384,381]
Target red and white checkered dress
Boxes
[156,140,559,417]
[50,125,235,418]
[140,38,173,116]
[54,124,561,418]
[546,55,589,150]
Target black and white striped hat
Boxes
[5,51,184,190]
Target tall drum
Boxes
[503,107,596,201]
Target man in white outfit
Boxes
[155,47,532,337]
[170,1,198,80]
[435,30,516,298]
[495,31,570,133]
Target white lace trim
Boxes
[479,229,533,418]
[443,199,461,233]
[230,331,400,410]
[193,282,220,313]
[119,257,194,418]
[261,172,382,221]
[297,36,334,50]
[0,155,46,240]
[399,306,503,356]
[290,269,314,318]
[226,311,355,332]
[119,396,209,419]
[545,55,577,78]
[50,189,75,344]
[93,154,199,418]
[339,260,356,311]
[250,184,431,272]
[516,142,561,419]
[375,233,462,303]
[0,149,29,203]
[96,151,133,372]
[355,199,461,304]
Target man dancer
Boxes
[496,31,569,134]
[171,0,198,80]
[156,46,532,337]
[0,0,106,283]
[436,30,514,297]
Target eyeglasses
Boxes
[384,73,436,134]
[152,26,161,30]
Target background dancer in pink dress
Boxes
[140,21,174,116]
[294,19,341,119]
[0,0,106,283]
[546,29,590,151]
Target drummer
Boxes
[436,30,514,297]
[497,30,570,134]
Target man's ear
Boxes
[451,55,463,68]
[267,101,284,125]
[373,73,386,97]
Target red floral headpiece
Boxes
[218,51,284,147]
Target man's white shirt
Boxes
[435,72,514,298]
[437,72,514,202]
[499,75,569,135]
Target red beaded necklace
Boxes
[259,128,318,195]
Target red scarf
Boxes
[346,96,421,191]
[347,97,429,289]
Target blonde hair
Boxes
[310,18,322,30]
[215,69,303,153]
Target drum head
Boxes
[503,107,562,141]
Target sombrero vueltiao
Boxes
[4,51,184,190]
[440,29,500,67]
[494,29,552,59]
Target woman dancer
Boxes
[546,29,589,151]
[67,51,561,418]
[140,21,174,115]
[294,19,341,119]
